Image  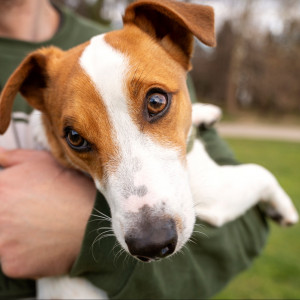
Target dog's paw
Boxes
[261,187,299,226]
[192,103,222,128]
[264,204,299,226]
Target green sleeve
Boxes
[69,128,269,299]
[0,273,35,299]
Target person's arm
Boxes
[0,148,96,279]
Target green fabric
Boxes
[0,5,269,299]
[0,276,35,299]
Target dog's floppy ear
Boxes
[0,47,63,134]
[123,0,216,70]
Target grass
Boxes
[214,138,300,299]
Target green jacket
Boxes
[0,5,269,299]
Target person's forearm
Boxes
[0,148,96,278]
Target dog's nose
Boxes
[125,218,177,262]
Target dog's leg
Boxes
[37,276,107,299]
[187,140,299,227]
[192,103,222,129]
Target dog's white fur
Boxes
[38,276,107,299]
[29,34,298,299]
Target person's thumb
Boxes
[0,148,36,168]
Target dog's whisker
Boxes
[91,230,115,249]
[90,232,116,262]
[89,214,111,221]
[88,226,113,235]
[88,217,110,224]
[120,250,131,267]
[114,247,126,264]
[187,237,197,245]
[194,223,207,229]
[95,227,114,235]
[112,241,120,253]
[96,226,113,230]
[93,229,115,242]
[116,247,125,259]
[90,230,114,261]
[111,240,125,266]
[92,207,111,217]
[91,244,98,263]
[182,243,191,255]
[123,251,131,266]
[92,208,112,221]
[193,230,208,239]
[93,234,115,250]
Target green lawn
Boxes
[214,138,300,299]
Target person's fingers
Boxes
[0,148,44,168]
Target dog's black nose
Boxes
[125,218,177,262]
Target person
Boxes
[0,0,269,298]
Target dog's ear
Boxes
[0,47,63,134]
[123,0,216,70]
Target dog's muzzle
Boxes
[125,218,177,262]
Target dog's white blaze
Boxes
[80,34,195,250]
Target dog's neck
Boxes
[0,0,60,42]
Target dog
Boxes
[0,0,298,298]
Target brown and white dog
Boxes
[0,0,298,298]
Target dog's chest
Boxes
[38,276,107,299]
[0,110,49,150]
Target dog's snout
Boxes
[125,218,177,262]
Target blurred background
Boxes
[53,0,300,298]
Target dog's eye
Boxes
[147,93,167,115]
[64,128,91,152]
[145,89,171,122]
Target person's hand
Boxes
[0,148,96,279]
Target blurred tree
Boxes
[191,0,300,116]
[225,1,253,114]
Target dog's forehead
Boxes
[79,29,185,92]
[78,30,189,132]
[79,33,128,112]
